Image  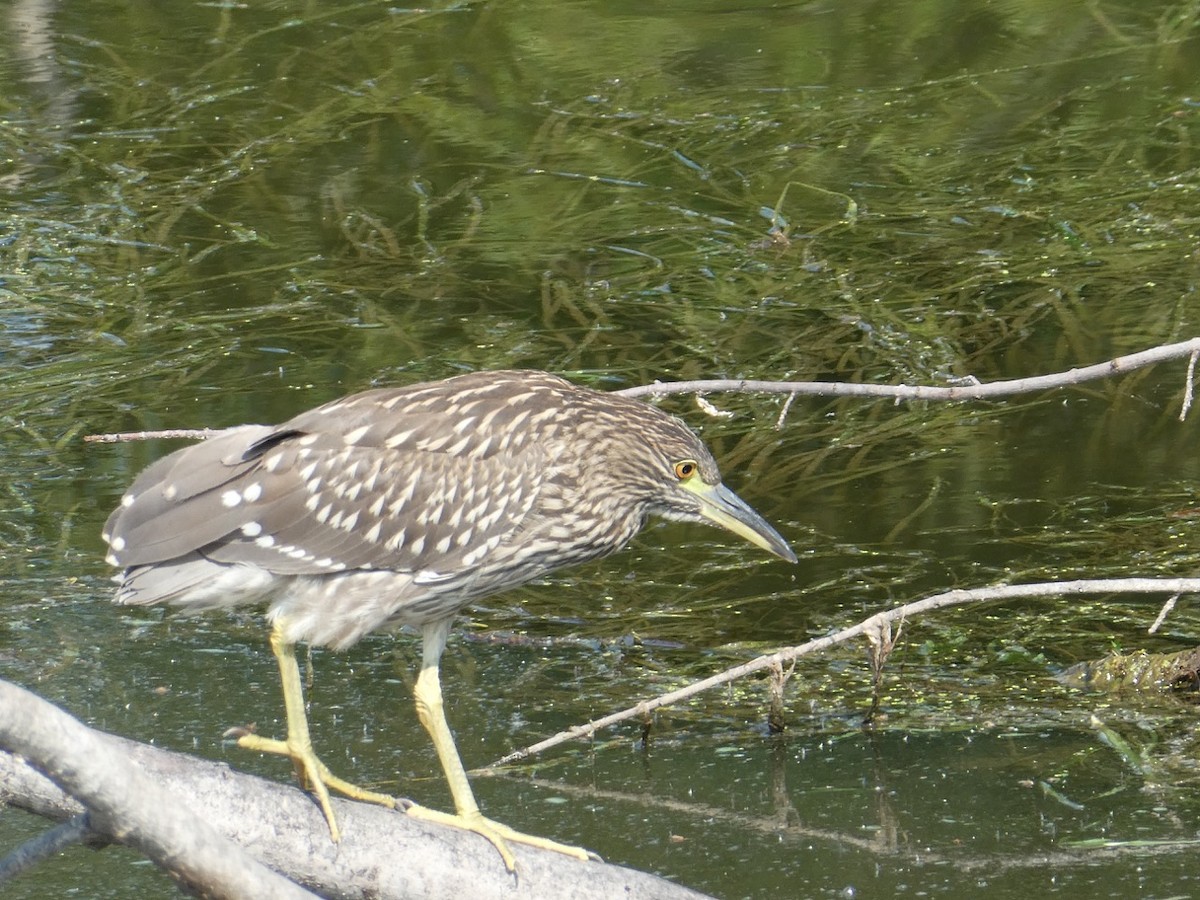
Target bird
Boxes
[103,369,796,870]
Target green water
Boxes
[3,0,1200,896]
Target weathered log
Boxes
[0,680,710,900]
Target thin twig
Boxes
[1180,349,1198,422]
[485,577,1200,769]
[775,392,796,430]
[1148,594,1180,634]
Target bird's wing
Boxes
[106,409,550,578]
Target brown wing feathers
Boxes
[104,389,552,589]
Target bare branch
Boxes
[615,337,1200,405]
[487,578,1200,769]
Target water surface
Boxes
[3,1,1200,897]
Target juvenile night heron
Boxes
[103,370,795,869]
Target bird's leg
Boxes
[238,619,396,841]
[404,619,595,871]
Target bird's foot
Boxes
[238,733,397,841]
[403,802,599,872]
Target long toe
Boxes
[320,767,397,809]
[239,732,342,840]
[238,733,396,841]
[405,803,596,872]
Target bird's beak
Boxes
[681,480,797,563]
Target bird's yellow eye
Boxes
[673,460,698,480]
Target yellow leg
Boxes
[238,619,397,841]
[404,618,596,871]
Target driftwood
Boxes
[0,680,709,900]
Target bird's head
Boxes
[600,401,796,564]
